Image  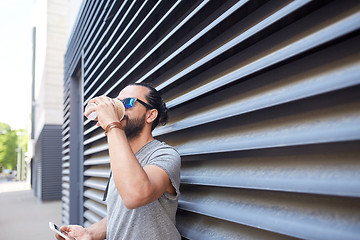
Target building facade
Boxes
[63,1,360,239]
[31,0,68,201]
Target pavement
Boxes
[0,178,62,240]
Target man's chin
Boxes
[123,114,145,139]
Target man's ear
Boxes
[146,109,158,124]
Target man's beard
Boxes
[123,113,146,140]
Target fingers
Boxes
[89,95,112,105]
[88,95,104,104]
[57,225,75,240]
[86,96,121,130]
[86,96,115,121]
[59,225,89,240]
[60,225,70,232]
[89,96,118,111]
[93,96,118,115]
[55,233,64,240]
[84,102,97,117]
[55,232,69,240]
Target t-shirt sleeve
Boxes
[147,146,181,200]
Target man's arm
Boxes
[56,217,107,240]
[106,128,173,209]
[86,217,107,240]
[88,95,173,209]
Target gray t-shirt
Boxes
[106,139,181,240]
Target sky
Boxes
[0,0,34,130]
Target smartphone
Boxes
[49,222,70,239]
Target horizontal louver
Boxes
[62,76,71,225]
[64,0,360,238]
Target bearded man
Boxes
[55,83,181,240]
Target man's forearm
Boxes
[106,128,153,207]
[86,216,107,240]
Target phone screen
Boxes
[56,225,67,236]
[54,223,66,234]
[49,222,69,239]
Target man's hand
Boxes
[55,225,92,240]
[88,96,121,130]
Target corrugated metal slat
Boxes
[63,1,360,238]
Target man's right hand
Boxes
[55,225,92,240]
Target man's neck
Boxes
[128,132,154,154]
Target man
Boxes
[56,83,181,240]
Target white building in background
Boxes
[31,0,81,201]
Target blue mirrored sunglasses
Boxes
[120,97,153,110]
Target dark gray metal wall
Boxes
[63,1,360,239]
[32,124,62,201]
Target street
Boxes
[0,179,62,239]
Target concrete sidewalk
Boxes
[0,180,62,240]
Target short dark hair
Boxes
[130,83,168,130]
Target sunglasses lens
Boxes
[122,98,136,109]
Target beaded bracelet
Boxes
[105,122,123,135]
